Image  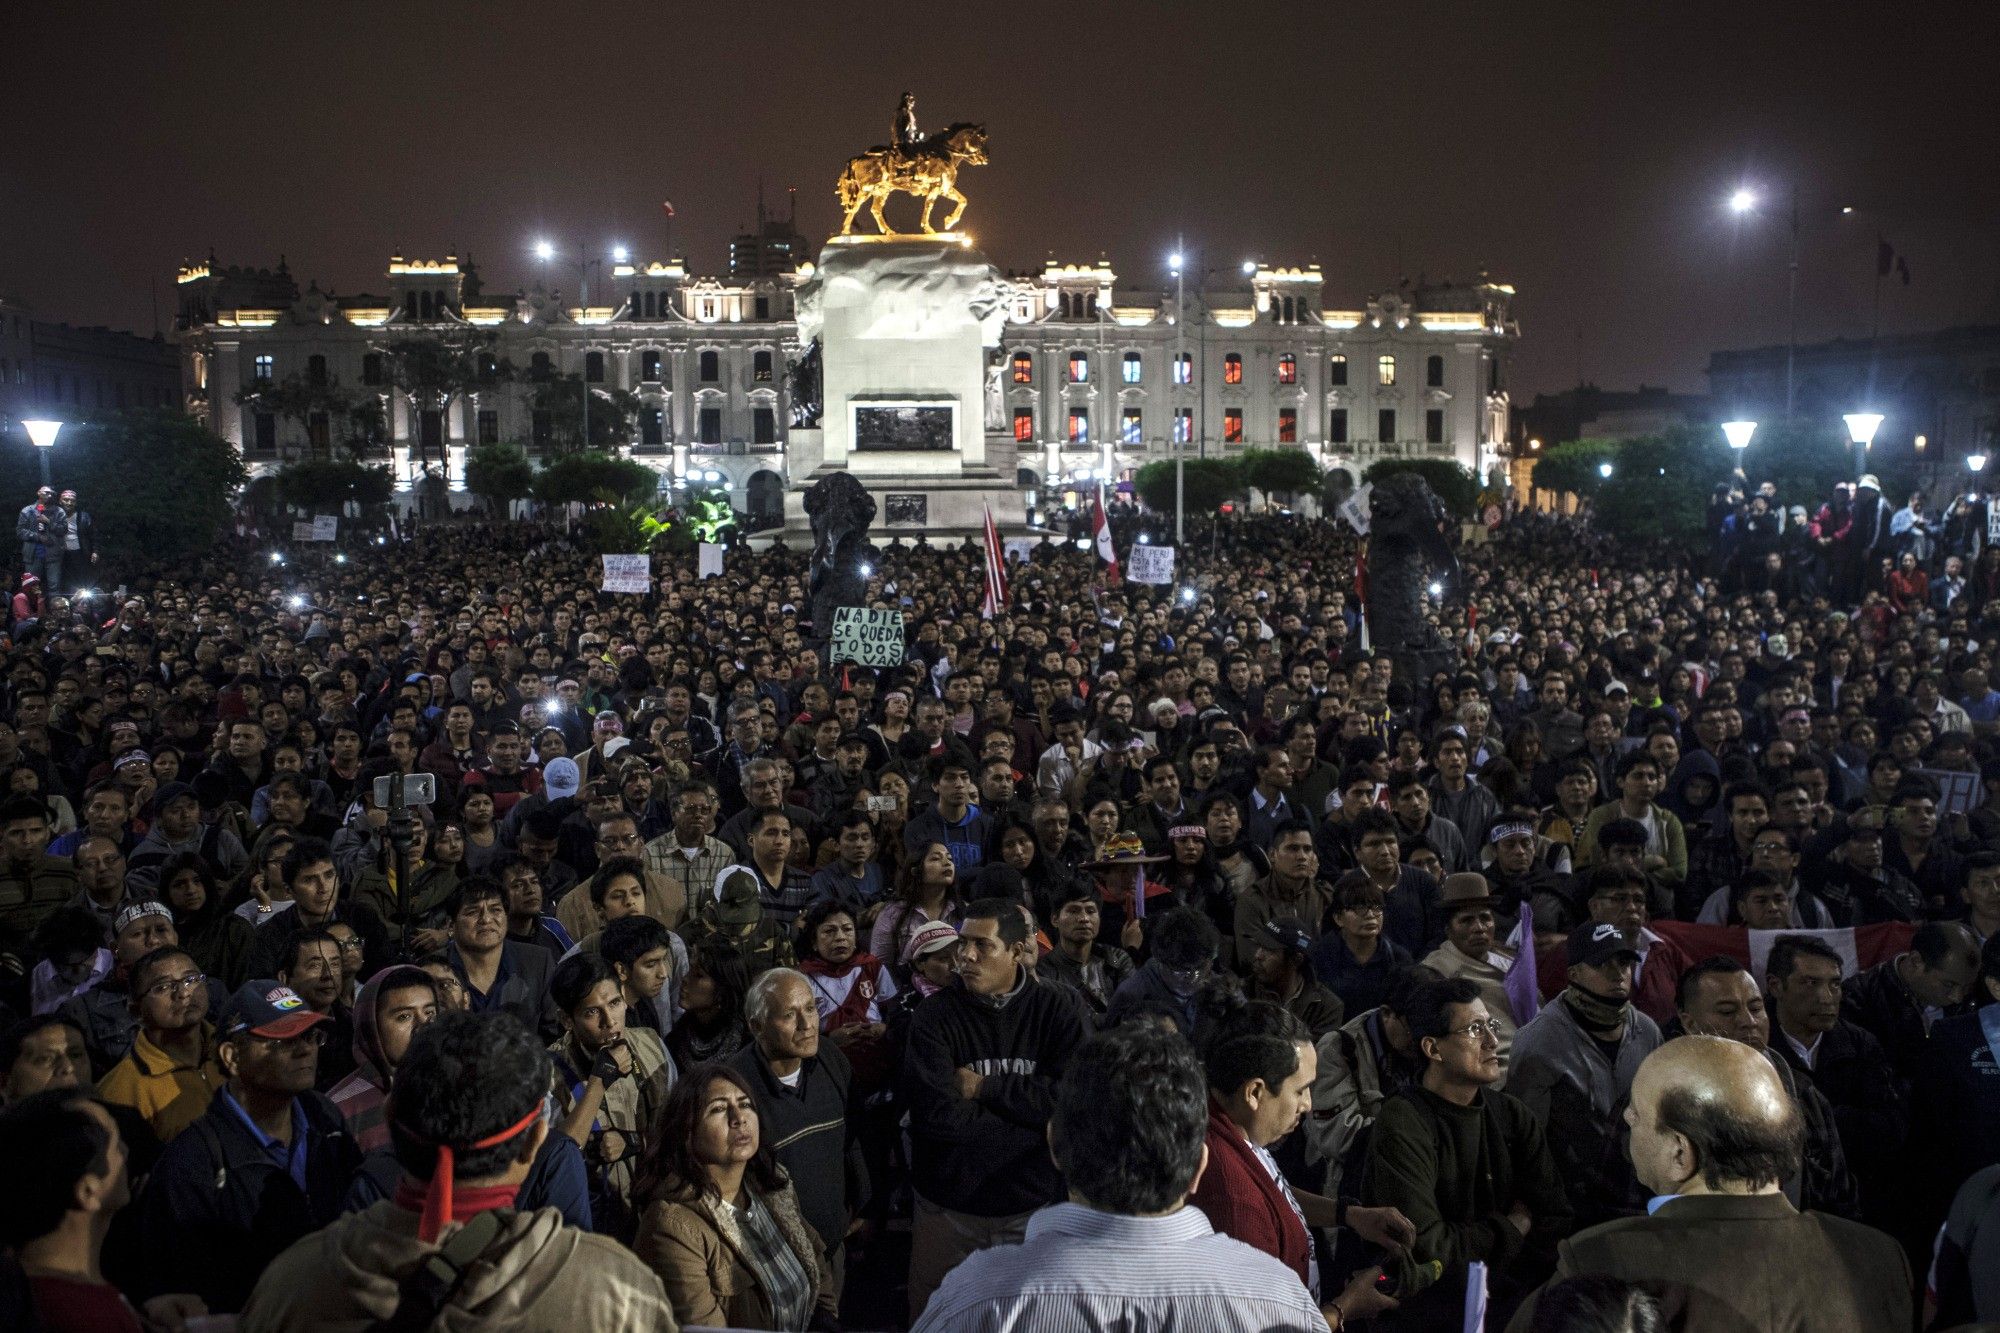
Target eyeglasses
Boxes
[329,935,366,954]
[145,973,206,999]
[1446,1018,1504,1043]
[598,833,643,849]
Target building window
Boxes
[420,411,444,454]
[1223,353,1243,385]
[1011,351,1033,384]
[1122,352,1142,384]
[476,352,498,384]
[253,413,276,450]
[252,354,273,384]
[753,350,774,383]
[753,407,776,444]
[1329,353,1348,386]
[754,295,771,321]
[1174,408,1193,444]
[307,412,330,453]
[362,353,383,386]
[1427,354,1444,387]
[530,352,552,383]
[1426,408,1445,444]
[1278,409,1297,443]
[1068,411,1090,445]
[699,407,722,443]
[1378,408,1396,442]
[1489,358,1501,393]
[1013,407,1034,442]
[1174,352,1192,385]
[1330,408,1348,444]
[532,410,553,447]
[699,350,720,383]
[478,410,499,444]
[307,354,327,387]
[585,351,605,384]
[641,408,665,447]
[1277,354,1296,385]
[1121,408,1143,444]
[1224,409,1244,443]
[1378,355,1396,387]
[1069,351,1089,384]
[640,349,663,382]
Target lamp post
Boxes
[1728,185,1801,421]
[1598,461,1614,480]
[535,241,609,451]
[1169,245,1186,543]
[1844,412,1884,479]
[21,419,62,487]
[1721,420,1757,453]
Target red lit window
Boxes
[1224,409,1244,442]
[1277,354,1296,384]
[1223,353,1243,385]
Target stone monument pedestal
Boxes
[767,233,1024,547]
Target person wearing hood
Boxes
[239,1010,675,1331]
[1661,747,1722,831]
[1106,905,1222,1032]
[158,853,255,990]
[124,782,248,898]
[327,963,439,1153]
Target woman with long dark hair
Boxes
[869,839,958,985]
[159,851,255,988]
[633,1063,833,1331]
[665,940,751,1069]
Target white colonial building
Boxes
[175,247,1516,526]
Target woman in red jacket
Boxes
[1187,992,1416,1328]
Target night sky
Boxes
[3,2,1994,398]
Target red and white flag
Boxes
[1093,487,1121,584]
[980,502,1008,619]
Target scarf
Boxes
[1563,984,1629,1038]
[392,1177,522,1236]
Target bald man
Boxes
[1507,1036,1910,1332]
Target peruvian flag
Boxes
[980,502,1008,619]
[1093,487,1121,584]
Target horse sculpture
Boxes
[836,123,989,236]
[1365,471,1462,693]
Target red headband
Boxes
[403,1101,544,1242]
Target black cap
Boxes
[1567,922,1642,969]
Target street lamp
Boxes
[1726,184,1801,420]
[1844,412,1884,476]
[1170,242,1187,543]
[1721,420,1757,451]
[20,419,61,486]
[1967,452,1988,476]
[1598,462,1615,479]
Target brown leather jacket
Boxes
[635,1171,833,1330]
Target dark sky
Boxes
[3,2,1995,398]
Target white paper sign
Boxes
[600,554,652,594]
[1127,543,1177,585]
[310,515,338,542]
[1987,499,2000,544]
[291,521,315,542]
[697,543,725,579]
[1915,766,1981,816]
[1003,537,1038,565]
[830,606,905,667]
[1337,483,1373,535]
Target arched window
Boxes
[1122,351,1143,383]
[1011,352,1034,384]
[1276,354,1296,385]
[530,351,552,382]
[306,354,327,387]
[1426,354,1444,387]
[1174,353,1192,385]
[1378,355,1397,387]
[699,350,720,382]
[1329,354,1348,386]
[1223,353,1243,385]
[641,350,663,382]
[1069,351,1090,384]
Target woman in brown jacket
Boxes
[632,1061,834,1331]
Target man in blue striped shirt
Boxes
[913,1023,1337,1332]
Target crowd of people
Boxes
[0,478,1997,1331]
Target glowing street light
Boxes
[534,240,555,261]
[1598,462,1615,479]
[1240,259,1257,275]
[1843,412,1884,448]
[1721,420,1757,451]
[1729,188,1758,214]
[611,244,630,264]
[1726,183,1801,419]
[1167,251,1184,272]
[1967,452,1988,475]
[20,418,61,486]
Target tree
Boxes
[464,443,535,516]
[530,451,661,507]
[377,331,506,470]
[0,410,245,570]
[1237,447,1322,506]
[1363,459,1481,516]
[1133,458,1243,517]
[273,459,393,513]
[1531,440,1617,502]
[232,372,357,459]
[529,374,640,454]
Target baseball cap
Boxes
[1256,917,1313,955]
[154,781,198,812]
[542,757,581,801]
[715,868,764,927]
[1567,922,1642,969]
[220,979,328,1040]
[903,919,962,966]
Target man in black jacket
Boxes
[900,898,1088,1322]
[243,837,391,982]
[1840,919,1980,1083]
[136,979,359,1312]
[730,967,868,1296]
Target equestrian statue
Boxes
[836,94,989,236]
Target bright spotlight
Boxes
[1179,586,1196,604]
[534,240,555,261]
[1168,251,1184,272]
[1241,260,1257,275]
[1427,581,1443,597]
[858,562,874,577]
[611,244,630,263]
[1598,462,1615,479]
[334,552,348,564]
[1729,188,1757,214]
[269,552,284,564]
[288,595,305,610]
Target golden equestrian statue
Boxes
[836,99,989,237]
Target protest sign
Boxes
[600,554,651,594]
[1917,766,1981,816]
[698,543,725,579]
[310,515,338,542]
[830,606,905,667]
[1127,543,1177,585]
